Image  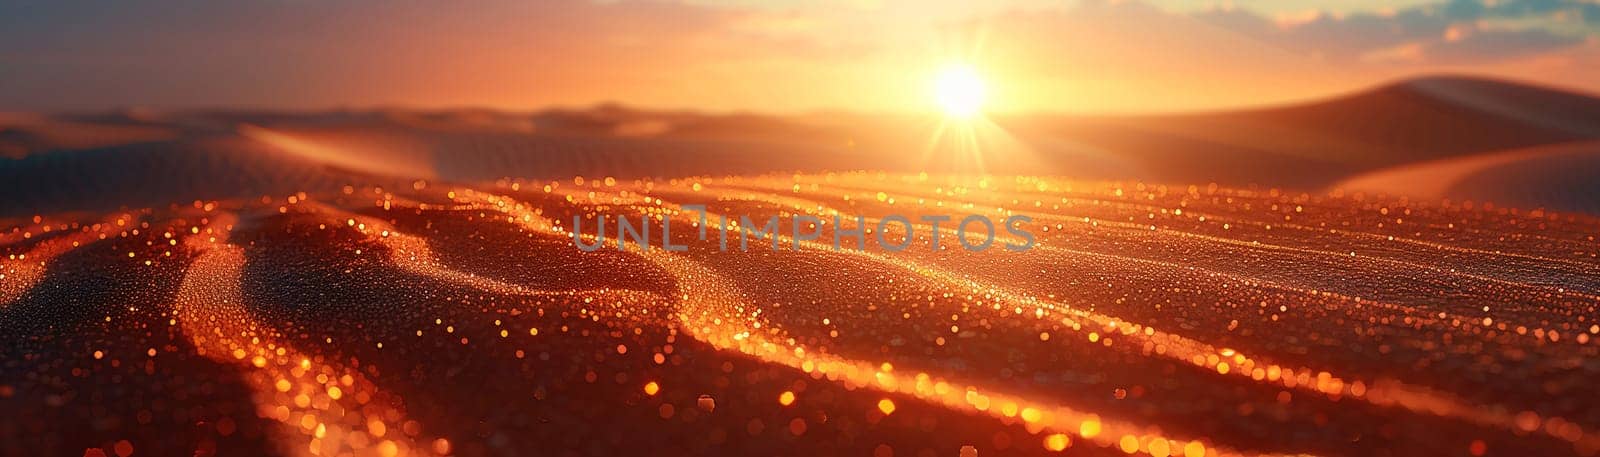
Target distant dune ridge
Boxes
[1337,141,1600,214]
[3,75,1600,217]
[7,77,1600,457]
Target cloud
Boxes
[1455,0,1600,24]
[1192,0,1597,64]
[1417,25,1585,63]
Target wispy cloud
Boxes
[1192,0,1598,64]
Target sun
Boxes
[932,64,987,119]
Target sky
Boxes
[2,0,1599,114]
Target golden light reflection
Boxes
[170,214,438,457]
[7,172,1598,456]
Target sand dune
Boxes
[1336,140,1600,214]
[0,135,391,217]
[0,112,177,158]
[2,174,1597,457]
[3,75,1599,218]
[1000,75,1600,188]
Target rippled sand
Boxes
[2,173,1597,457]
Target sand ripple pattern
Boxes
[1,173,1597,457]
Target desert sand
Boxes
[2,76,1599,457]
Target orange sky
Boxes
[2,0,1598,114]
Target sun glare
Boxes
[932,64,987,119]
